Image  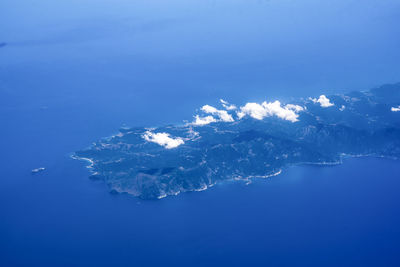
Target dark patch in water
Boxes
[161,167,175,175]
[142,168,159,175]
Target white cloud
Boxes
[310,95,334,107]
[192,115,217,126]
[391,106,400,112]
[143,131,184,149]
[339,105,346,111]
[220,99,237,110]
[285,104,304,112]
[237,101,303,122]
[201,105,234,122]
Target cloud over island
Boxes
[143,131,184,149]
[144,97,308,148]
[237,101,303,122]
[310,95,334,107]
[192,99,305,126]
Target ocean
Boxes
[2,151,400,266]
[1,0,400,266]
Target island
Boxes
[74,83,400,199]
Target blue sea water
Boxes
[1,0,400,266]
[2,153,400,266]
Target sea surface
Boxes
[1,0,400,266]
[2,152,400,266]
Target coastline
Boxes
[71,149,400,200]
